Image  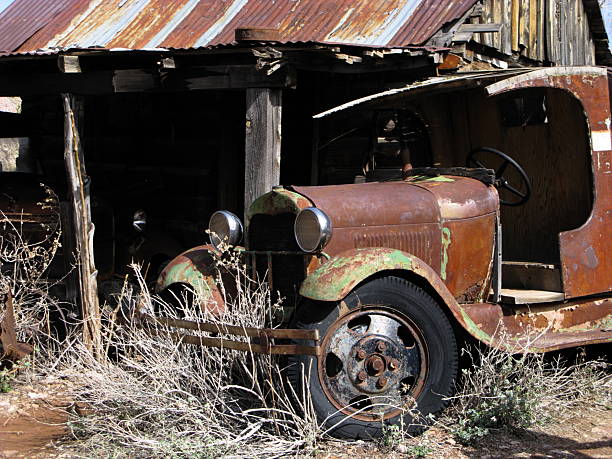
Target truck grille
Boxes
[248,213,307,309]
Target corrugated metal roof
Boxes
[0,0,477,56]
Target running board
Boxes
[459,296,612,352]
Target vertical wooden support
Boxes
[559,0,568,65]
[511,0,519,52]
[62,93,102,359]
[244,88,282,218]
[528,0,537,59]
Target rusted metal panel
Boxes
[339,224,441,271]
[299,247,435,301]
[293,176,498,298]
[292,182,440,227]
[390,0,476,46]
[0,291,33,360]
[156,244,227,315]
[406,175,499,219]
[246,187,312,224]
[486,67,612,299]
[460,296,612,352]
[443,214,496,301]
[0,0,79,53]
[0,0,479,56]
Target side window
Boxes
[499,91,548,127]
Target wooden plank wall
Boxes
[421,87,592,264]
[473,0,596,65]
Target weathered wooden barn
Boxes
[0,0,609,334]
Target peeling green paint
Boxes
[160,259,217,301]
[300,248,413,301]
[458,306,494,343]
[441,227,452,281]
[408,175,455,183]
[247,188,312,223]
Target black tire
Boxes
[289,276,458,439]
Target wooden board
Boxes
[500,288,565,304]
[244,88,282,216]
[62,93,102,359]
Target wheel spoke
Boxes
[496,160,510,177]
[399,345,421,376]
[326,322,361,357]
[501,182,526,198]
[369,390,403,412]
[470,158,486,169]
[367,314,400,337]
[326,363,362,406]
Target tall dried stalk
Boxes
[58,256,321,458]
[0,184,67,361]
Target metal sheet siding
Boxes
[0,0,479,55]
[0,0,80,52]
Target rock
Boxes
[549,450,574,457]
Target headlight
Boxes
[133,209,147,233]
[294,207,332,253]
[209,210,243,250]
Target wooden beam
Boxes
[161,65,295,91]
[0,65,294,96]
[458,23,502,33]
[0,72,114,96]
[58,55,81,73]
[244,88,282,218]
[62,93,102,359]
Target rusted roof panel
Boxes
[0,0,478,56]
[389,0,475,46]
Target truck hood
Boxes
[291,175,498,227]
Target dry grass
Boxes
[52,257,321,458]
[1,223,610,457]
[439,330,611,446]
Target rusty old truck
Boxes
[154,66,611,439]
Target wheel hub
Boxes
[347,335,410,394]
[318,308,426,421]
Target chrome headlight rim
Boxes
[294,207,333,253]
[208,210,243,250]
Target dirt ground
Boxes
[318,407,612,458]
[0,378,610,458]
[0,377,71,458]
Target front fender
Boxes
[299,247,494,345]
[156,244,228,314]
[300,248,452,302]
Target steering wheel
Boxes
[466,147,531,206]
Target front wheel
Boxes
[289,276,458,439]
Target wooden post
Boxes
[511,0,520,52]
[62,93,102,359]
[244,88,282,218]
